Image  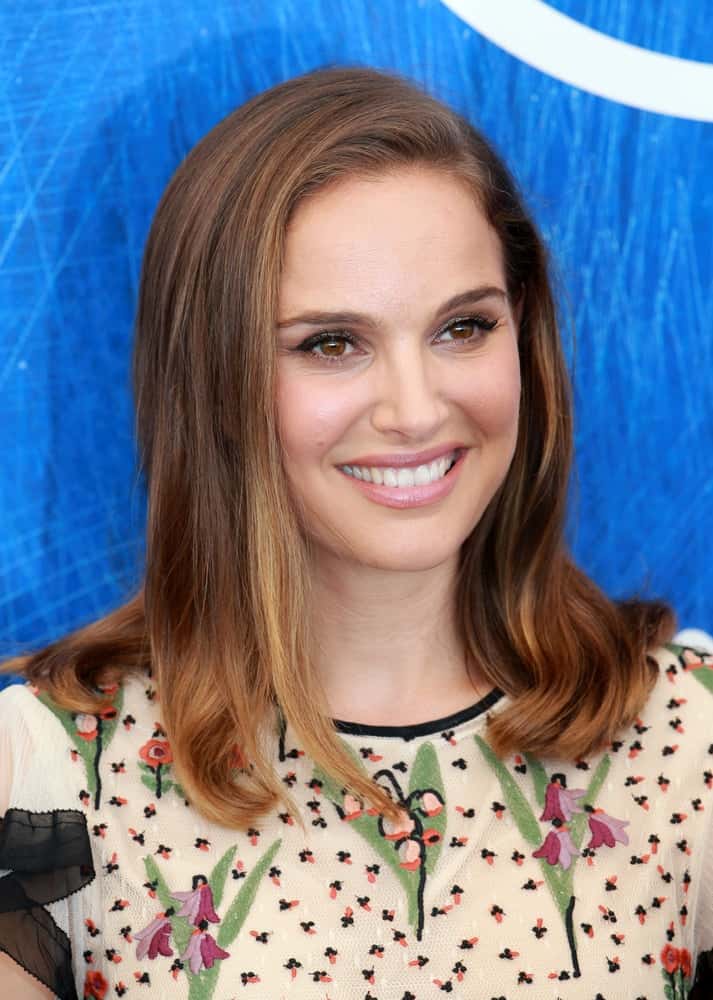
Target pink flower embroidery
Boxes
[418,791,444,817]
[134,913,173,960]
[172,878,220,926]
[397,837,423,871]
[532,827,578,870]
[341,793,363,820]
[540,774,585,823]
[378,809,415,841]
[182,926,230,974]
[75,713,99,741]
[586,809,629,849]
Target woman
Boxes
[1,65,711,999]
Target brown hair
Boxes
[2,65,675,833]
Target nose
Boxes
[370,346,449,440]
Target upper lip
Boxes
[340,442,465,468]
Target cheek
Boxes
[276,373,361,465]
[455,353,521,439]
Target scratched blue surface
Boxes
[1,1,711,687]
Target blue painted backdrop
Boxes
[1,2,711,685]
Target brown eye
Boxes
[296,331,358,364]
[438,315,498,344]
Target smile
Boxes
[336,449,467,510]
[338,449,460,487]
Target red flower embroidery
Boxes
[661,943,680,974]
[139,739,173,769]
[84,970,108,999]
[680,948,692,978]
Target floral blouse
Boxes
[0,642,712,1000]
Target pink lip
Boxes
[338,448,467,509]
[340,442,466,469]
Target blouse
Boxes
[0,641,712,999]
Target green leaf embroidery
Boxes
[315,762,420,928]
[665,641,713,695]
[217,838,282,948]
[523,753,549,809]
[37,687,124,807]
[408,741,447,876]
[474,736,541,845]
[142,855,193,957]
[208,846,236,909]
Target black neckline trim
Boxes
[332,686,505,739]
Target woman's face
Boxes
[276,166,521,572]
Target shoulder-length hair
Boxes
[3,65,674,833]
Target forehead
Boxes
[279,168,505,315]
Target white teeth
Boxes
[341,451,458,487]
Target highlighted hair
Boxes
[3,66,674,833]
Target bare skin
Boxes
[276,167,522,723]
[0,954,54,998]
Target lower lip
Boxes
[337,450,467,509]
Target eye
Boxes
[294,313,499,365]
[294,331,359,363]
[437,314,498,344]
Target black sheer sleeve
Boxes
[0,808,95,1000]
[690,948,713,999]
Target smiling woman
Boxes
[0,65,711,1000]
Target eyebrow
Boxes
[275,285,508,330]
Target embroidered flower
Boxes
[83,970,109,999]
[586,808,629,850]
[139,738,173,769]
[397,837,423,871]
[341,793,363,820]
[417,790,445,817]
[182,924,230,973]
[532,827,578,870]
[134,911,174,960]
[378,808,415,841]
[540,774,585,823]
[75,713,99,741]
[661,943,680,974]
[680,948,692,978]
[681,648,713,671]
[172,876,220,926]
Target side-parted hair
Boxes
[3,66,674,833]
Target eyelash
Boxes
[294,314,499,365]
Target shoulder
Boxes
[0,669,152,813]
[624,640,713,788]
[646,640,713,713]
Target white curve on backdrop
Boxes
[440,0,713,122]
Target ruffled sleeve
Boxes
[0,684,95,1000]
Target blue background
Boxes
[1,1,711,686]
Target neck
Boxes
[307,549,486,725]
